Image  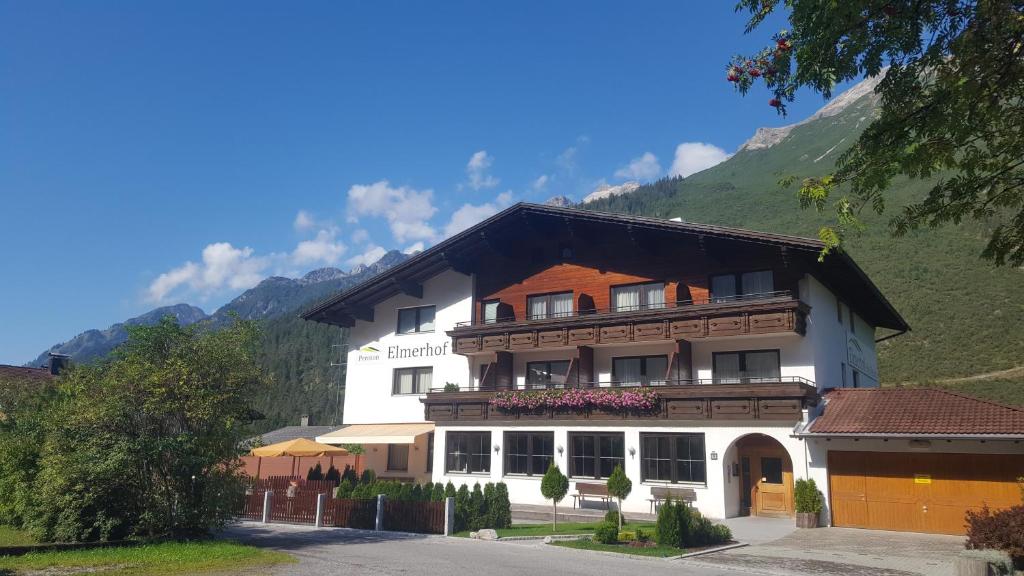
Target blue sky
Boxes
[0,1,845,364]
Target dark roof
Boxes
[248,425,341,446]
[806,388,1024,437]
[0,364,54,383]
[302,202,908,331]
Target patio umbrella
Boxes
[249,438,349,479]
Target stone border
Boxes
[669,541,747,559]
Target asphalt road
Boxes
[222,522,750,576]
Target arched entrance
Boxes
[730,434,794,518]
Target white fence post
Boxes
[444,496,455,536]
[261,491,272,523]
[315,493,327,528]
[375,494,386,531]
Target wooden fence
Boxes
[322,498,377,530]
[383,500,445,534]
[252,477,337,493]
[239,492,266,521]
[269,490,320,523]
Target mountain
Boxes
[584,76,1024,406]
[28,303,208,368]
[582,181,640,204]
[544,195,573,207]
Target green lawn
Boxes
[0,526,35,547]
[455,521,657,538]
[0,540,293,576]
[550,538,684,558]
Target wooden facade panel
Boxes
[634,321,667,341]
[757,399,802,419]
[749,312,790,334]
[481,334,507,350]
[711,399,754,419]
[707,315,744,336]
[670,318,705,338]
[666,399,706,419]
[455,337,480,353]
[599,325,631,343]
[457,403,487,420]
[538,330,566,347]
[508,332,536,350]
[426,404,454,421]
[568,327,597,345]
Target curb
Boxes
[500,534,591,542]
[671,541,748,559]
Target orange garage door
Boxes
[828,450,1024,535]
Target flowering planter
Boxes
[492,388,659,417]
[795,512,819,528]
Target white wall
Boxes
[432,422,805,520]
[343,269,473,424]
[805,437,1024,526]
[358,433,435,484]
[804,276,880,390]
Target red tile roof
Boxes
[0,364,54,383]
[807,388,1024,436]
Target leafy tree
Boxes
[606,464,632,530]
[729,0,1024,265]
[30,317,266,541]
[540,463,569,531]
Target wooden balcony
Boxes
[449,292,808,354]
[421,378,818,424]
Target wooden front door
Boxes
[828,451,1024,535]
[737,436,794,517]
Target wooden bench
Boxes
[647,486,697,513]
[572,482,611,509]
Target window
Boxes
[611,282,665,312]
[709,270,774,302]
[482,300,499,324]
[526,360,570,389]
[760,457,783,484]
[392,367,433,394]
[426,432,434,472]
[612,355,668,386]
[387,444,409,472]
[504,432,554,476]
[568,432,624,479]
[397,305,436,334]
[712,350,781,383]
[640,433,706,484]
[445,431,491,474]
[527,292,573,320]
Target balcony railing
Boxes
[455,290,795,328]
[428,375,814,393]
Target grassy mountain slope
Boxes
[585,92,1023,404]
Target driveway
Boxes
[683,524,965,576]
[222,522,741,576]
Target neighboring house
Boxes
[241,418,361,478]
[303,203,1023,534]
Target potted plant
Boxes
[794,478,823,528]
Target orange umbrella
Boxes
[249,438,349,479]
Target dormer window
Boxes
[611,282,665,312]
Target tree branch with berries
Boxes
[728,0,1024,266]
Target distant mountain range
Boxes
[28,250,409,368]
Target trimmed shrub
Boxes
[966,505,1024,565]
[489,482,512,529]
[468,483,486,530]
[324,465,341,485]
[307,463,324,481]
[593,520,619,544]
[410,484,423,501]
[335,479,353,499]
[431,482,446,502]
[341,465,358,485]
[540,463,569,531]
[635,528,651,543]
[794,478,824,514]
[656,500,731,549]
[605,509,626,526]
[359,469,376,485]
[444,481,457,498]
[656,499,682,548]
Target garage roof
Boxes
[806,389,1024,437]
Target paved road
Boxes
[222,522,748,576]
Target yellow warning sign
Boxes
[914,474,932,484]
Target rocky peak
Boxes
[581,182,640,204]
[300,267,347,285]
[544,195,573,207]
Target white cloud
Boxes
[146,242,268,303]
[531,174,549,191]
[347,180,438,244]
[614,152,661,181]
[556,146,578,174]
[669,142,730,178]
[442,191,514,238]
[403,242,425,254]
[291,229,346,266]
[350,228,370,245]
[346,245,388,268]
[293,210,315,231]
[465,150,499,190]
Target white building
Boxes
[306,204,1024,534]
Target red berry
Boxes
[769,98,782,107]
[727,73,740,82]
[749,68,761,77]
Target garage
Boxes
[801,388,1024,535]
[828,450,1024,534]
